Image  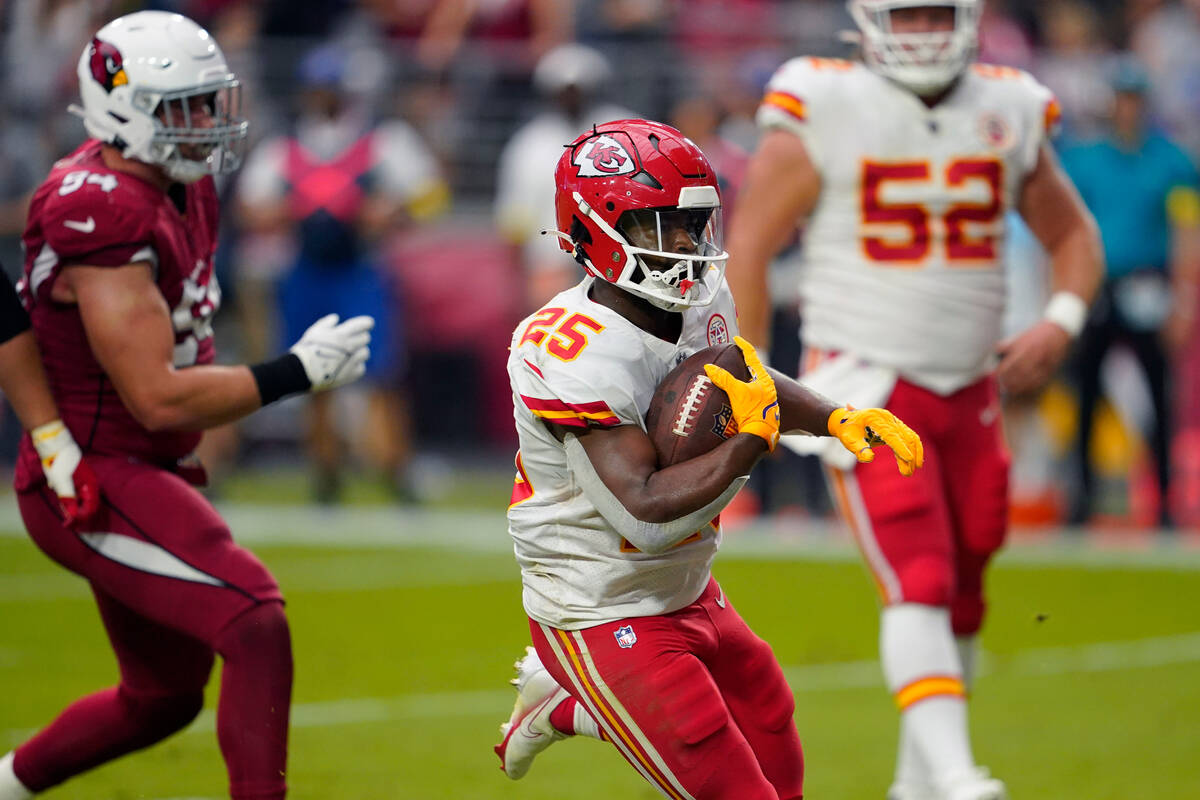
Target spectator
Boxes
[494,43,634,310]
[1132,0,1200,157]
[1034,0,1114,139]
[236,44,449,503]
[1060,56,1200,528]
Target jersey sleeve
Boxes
[509,319,643,431]
[973,65,1061,176]
[755,56,854,172]
[38,176,156,269]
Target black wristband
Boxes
[250,353,311,406]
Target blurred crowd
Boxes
[2,0,1199,527]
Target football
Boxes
[645,344,751,467]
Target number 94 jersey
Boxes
[758,58,1060,395]
[506,272,738,630]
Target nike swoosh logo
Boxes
[63,217,96,233]
[715,584,726,609]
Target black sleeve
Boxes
[0,268,31,345]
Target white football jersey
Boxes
[507,270,738,630]
[757,58,1060,394]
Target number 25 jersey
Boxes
[507,273,738,630]
[758,58,1060,395]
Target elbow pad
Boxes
[563,433,747,555]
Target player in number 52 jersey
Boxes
[725,3,1105,800]
[492,119,925,799]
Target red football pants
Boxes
[826,376,1010,635]
[530,578,804,800]
[15,455,290,799]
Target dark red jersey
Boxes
[16,140,220,489]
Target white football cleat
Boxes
[940,767,1008,800]
[886,780,938,800]
[493,646,570,780]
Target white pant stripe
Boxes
[564,628,696,800]
[80,532,224,587]
[831,468,903,603]
[537,624,659,789]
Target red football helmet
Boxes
[553,119,728,312]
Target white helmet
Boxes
[848,0,982,96]
[70,11,248,183]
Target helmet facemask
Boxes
[849,0,980,97]
[615,205,727,311]
[136,76,248,182]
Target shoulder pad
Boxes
[38,170,156,267]
[510,304,642,429]
[970,64,1061,138]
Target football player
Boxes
[0,12,371,800]
[724,3,1104,799]
[492,118,924,799]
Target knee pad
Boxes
[896,554,954,607]
[215,602,291,660]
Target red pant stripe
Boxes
[546,625,694,800]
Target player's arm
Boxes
[0,274,58,431]
[724,129,821,350]
[764,347,922,477]
[1002,144,1104,395]
[67,262,370,432]
[569,421,766,526]
[0,273,100,525]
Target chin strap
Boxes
[563,432,747,555]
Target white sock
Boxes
[573,703,602,740]
[881,604,976,789]
[956,635,979,691]
[893,714,930,788]
[0,752,33,800]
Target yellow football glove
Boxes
[828,407,924,476]
[703,336,780,452]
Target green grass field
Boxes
[3,499,1199,800]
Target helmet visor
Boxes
[616,207,723,261]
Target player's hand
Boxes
[290,314,374,392]
[995,320,1071,397]
[31,420,101,528]
[828,407,924,476]
[704,336,780,451]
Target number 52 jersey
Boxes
[758,58,1061,395]
[506,272,738,630]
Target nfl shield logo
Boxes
[614,625,637,649]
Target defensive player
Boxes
[493,118,924,799]
[0,12,372,800]
[0,271,99,527]
[724,3,1104,799]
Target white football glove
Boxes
[289,314,374,392]
[31,419,100,528]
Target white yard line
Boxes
[6,631,1199,745]
[186,631,1200,735]
[2,497,1198,570]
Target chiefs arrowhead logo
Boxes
[89,38,128,94]
[572,134,637,178]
